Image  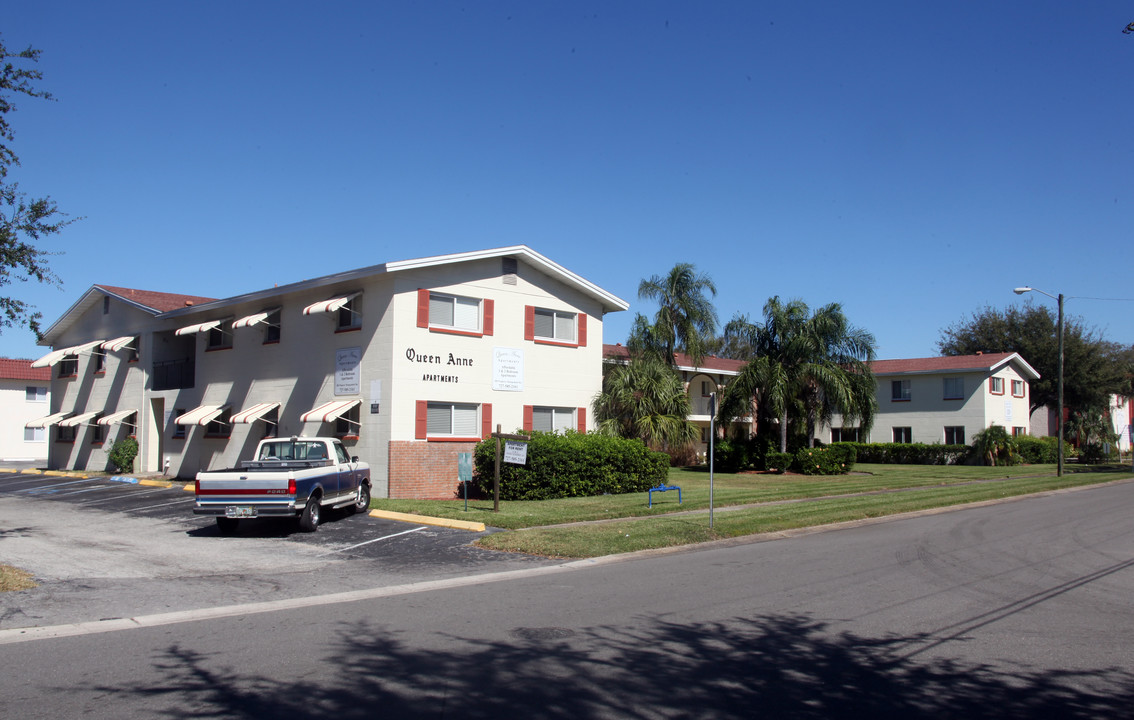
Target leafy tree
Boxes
[592,352,698,454]
[719,297,877,453]
[636,262,718,367]
[1,35,74,337]
[937,304,1131,416]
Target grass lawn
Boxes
[372,463,1134,559]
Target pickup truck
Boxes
[193,436,371,534]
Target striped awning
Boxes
[232,310,277,329]
[302,292,359,316]
[101,336,136,352]
[231,402,281,424]
[31,340,103,368]
[175,405,228,426]
[97,409,137,426]
[301,399,361,423]
[26,410,72,428]
[59,411,100,427]
[175,319,226,336]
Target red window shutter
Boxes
[483,299,494,336]
[415,400,428,439]
[416,289,430,328]
[523,405,533,432]
[577,407,587,433]
[481,403,493,439]
[524,305,535,341]
[577,313,587,347]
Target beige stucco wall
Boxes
[1,378,50,461]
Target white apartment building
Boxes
[826,352,1039,445]
[0,358,52,462]
[29,246,627,498]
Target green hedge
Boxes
[849,442,970,465]
[472,431,669,500]
[1012,435,1055,464]
[793,443,857,475]
[766,452,792,474]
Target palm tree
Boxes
[718,297,877,453]
[593,352,699,453]
[637,263,718,367]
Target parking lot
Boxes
[0,469,554,629]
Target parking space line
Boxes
[130,497,196,512]
[50,485,117,497]
[78,488,171,505]
[317,526,428,556]
[20,478,99,493]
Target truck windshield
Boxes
[258,441,328,461]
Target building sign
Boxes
[406,347,475,383]
[335,347,361,395]
[492,347,524,392]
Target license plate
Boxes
[225,506,257,518]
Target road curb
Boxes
[369,509,485,532]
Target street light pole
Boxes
[1014,286,1064,477]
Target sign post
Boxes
[491,424,530,512]
[709,392,716,529]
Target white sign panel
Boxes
[492,347,524,392]
[335,347,361,395]
[504,440,528,465]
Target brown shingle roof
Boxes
[96,285,218,313]
[869,353,1019,375]
[602,344,747,374]
[0,358,51,381]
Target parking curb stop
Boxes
[369,509,485,532]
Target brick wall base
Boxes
[388,440,475,499]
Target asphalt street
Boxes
[1,470,1132,718]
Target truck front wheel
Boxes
[298,496,321,532]
[351,482,371,515]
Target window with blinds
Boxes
[533,308,575,342]
[427,402,479,436]
[430,293,480,332]
[532,406,575,433]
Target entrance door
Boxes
[147,397,165,473]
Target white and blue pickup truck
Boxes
[193,437,371,534]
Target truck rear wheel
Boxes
[216,517,238,535]
[298,496,320,532]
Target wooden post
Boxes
[490,425,530,512]
[494,424,501,512]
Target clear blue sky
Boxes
[4,2,1133,363]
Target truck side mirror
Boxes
[351,456,359,463]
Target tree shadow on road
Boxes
[89,612,1133,719]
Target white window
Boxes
[832,427,860,442]
[26,386,47,403]
[1012,380,1024,397]
[427,402,479,436]
[989,377,1004,394]
[533,406,575,433]
[337,296,361,331]
[533,308,576,343]
[893,427,912,443]
[24,427,45,442]
[944,426,966,444]
[429,293,480,332]
[943,377,963,400]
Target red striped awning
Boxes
[175,405,228,426]
[300,399,360,423]
[302,292,360,316]
[231,402,281,424]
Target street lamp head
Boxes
[1013,287,1032,295]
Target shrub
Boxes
[471,430,669,500]
[713,438,748,473]
[793,444,855,475]
[849,442,970,465]
[1016,435,1059,464]
[765,451,793,474]
[1077,442,1118,464]
[108,436,139,474]
[971,424,1021,466]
